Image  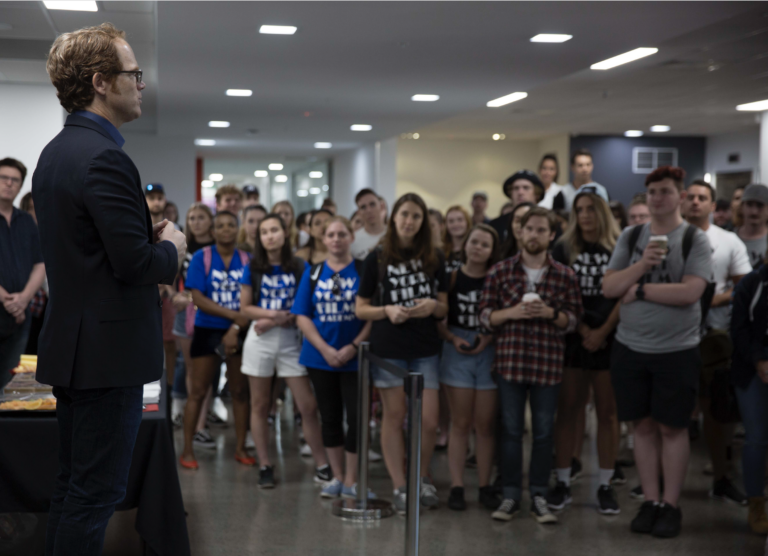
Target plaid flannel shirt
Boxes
[479,253,582,385]
[28,288,47,318]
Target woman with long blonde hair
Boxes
[548,190,624,515]
[271,200,299,250]
[442,205,472,272]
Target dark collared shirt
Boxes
[0,208,43,330]
[479,253,582,385]
[72,110,125,147]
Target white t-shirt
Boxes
[705,224,752,330]
[350,228,385,261]
[522,264,546,292]
[538,184,564,209]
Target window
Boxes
[632,147,678,174]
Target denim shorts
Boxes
[439,326,497,390]
[172,308,189,339]
[370,354,440,390]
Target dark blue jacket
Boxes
[730,263,768,389]
[32,114,178,389]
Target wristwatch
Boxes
[231,323,241,331]
[635,283,645,301]
[550,309,560,321]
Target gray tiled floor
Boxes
[175,404,765,556]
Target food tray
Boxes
[0,392,56,413]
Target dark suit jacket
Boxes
[32,114,178,389]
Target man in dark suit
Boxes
[32,23,186,555]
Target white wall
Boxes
[121,132,197,214]
[332,137,397,218]
[0,84,65,205]
[705,127,761,187]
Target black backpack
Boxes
[627,223,716,325]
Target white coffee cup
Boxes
[649,235,668,259]
[522,292,541,303]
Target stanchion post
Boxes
[405,372,424,556]
[356,342,371,504]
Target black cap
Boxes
[502,170,543,199]
[242,184,260,196]
[145,183,165,195]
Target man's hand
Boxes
[153,219,171,243]
[622,284,639,305]
[408,298,436,319]
[526,299,554,320]
[159,224,187,269]
[641,242,665,270]
[384,305,410,325]
[505,303,531,321]
[3,293,28,318]
[15,312,25,324]
[757,360,768,384]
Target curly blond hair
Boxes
[47,23,126,113]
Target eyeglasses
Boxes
[0,175,21,186]
[116,70,143,84]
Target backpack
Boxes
[185,246,252,336]
[627,223,716,325]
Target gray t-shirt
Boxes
[739,233,767,270]
[607,222,711,354]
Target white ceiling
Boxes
[0,1,765,156]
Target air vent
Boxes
[632,147,678,174]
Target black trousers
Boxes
[307,368,358,453]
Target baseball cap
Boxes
[503,170,543,199]
[472,191,488,201]
[574,183,610,204]
[741,183,768,206]
[242,184,260,196]
[145,183,165,195]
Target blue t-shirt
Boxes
[291,261,364,372]
[240,261,309,310]
[185,246,249,330]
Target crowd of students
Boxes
[7,147,766,541]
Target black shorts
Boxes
[564,333,613,371]
[610,340,700,429]
[190,326,246,359]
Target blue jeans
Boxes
[0,313,32,388]
[497,378,560,501]
[46,385,143,556]
[735,374,768,497]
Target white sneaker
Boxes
[245,432,255,450]
[368,449,382,462]
[193,428,216,450]
[300,442,313,457]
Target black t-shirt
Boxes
[445,251,462,274]
[181,237,215,284]
[552,240,615,328]
[0,209,43,332]
[359,248,448,359]
[447,268,487,332]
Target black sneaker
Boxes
[570,458,583,482]
[630,485,645,500]
[531,495,558,523]
[315,464,333,484]
[546,481,572,510]
[258,465,275,489]
[631,501,659,534]
[597,485,621,515]
[448,487,466,511]
[465,455,478,468]
[479,485,502,510]
[491,498,520,521]
[651,503,682,538]
[207,411,227,428]
[611,463,627,486]
[709,477,748,506]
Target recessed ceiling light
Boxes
[297,190,309,197]
[530,34,572,43]
[43,1,97,11]
[309,187,321,195]
[208,121,230,128]
[411,94,440,102]
[322,184,329,191]
[624,130,644,137]
[209,173,224,182]
[650,125,671,132]
[487,92,528,108]
[704,173,712,183]
[259,25,297,35]
[412,133,420,140]
[309,171,323,178]
[591,48,658,70]
[736,99,768,111]
[201,180,214,188]
[350,124,372,131]
[226,89,252,97]
[493,134,501,141]
[275,175,288,183]
[314,142,332,149]
[268,163,283,171]
[195,139,216,146]
[254,170,269,178]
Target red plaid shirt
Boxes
[479,253,582,385]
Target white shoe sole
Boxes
[598,507,621,515]
[547,497,572,511]
[492,510,518,521]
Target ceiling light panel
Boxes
[44,1,97,11]
[309,171,323,178]
[209,173,223,181]
[624,130,643,137]
[201,180,214,188]
[297,190,309,197]
[350,124,372,131]
[254,170,269,177]
[259,25,297,35]
[736,99,768,111]
[268,163,283,170]
[208,121,230,128]
[309,187,321,195]
[591,48,658,70]
[487,92,528,108]
[411,94,440,102]
[195,139,216,146]
[226,89,252,97]
[650,125,670,132]
[314,142,332,149]
[275,175,288,183]
[530,34,572,43]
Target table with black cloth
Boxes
[0,380,190,556]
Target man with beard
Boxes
[479,207,582,524]
[144,183,167,226]
[735,184,768,268]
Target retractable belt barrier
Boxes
[331,342,424,556]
